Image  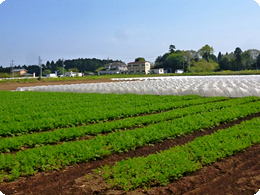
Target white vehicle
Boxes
[46,73,57,78]
[65,72,82,77]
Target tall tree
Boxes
[182,50,198,70]
[217,52,222,63]
[248,49,260,60]
[257,54,260,70]
[169,45,176,53]
[167,51,184,72]
[50,61,56,72]
[241,50,253,69]
[198,45,214,62]
[234,47,243,71]
[46,61,51,69]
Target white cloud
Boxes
[0,191,5,195]
[255,0,260,6]
[255,189,260,195]
[0,0,5,5]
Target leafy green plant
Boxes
[96,117,260,190]
[1,99,260,182]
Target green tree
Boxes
[43,69,51,76]
[46,61,51,69]
[217,52,222,63]
[169,45,176,53]
[189,59,219,72]
[245,49,260,70]
[198,45,214,62]
[167,51,184,72]
[135,57,145,62]
[234,47,243,71]
[57,67,65,75]
[241,50,253,69]
[257,54,260,70]
[95,67,105,73]
[50,61,57,72]
[56,59,63,67]
[182,50,198,70]
[219,56,231,70]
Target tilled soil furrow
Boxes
[183,149,260,195]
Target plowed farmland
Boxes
[0,91,260,195]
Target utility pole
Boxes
[62,58,65,76]
[10,60,14,78]
[38,56,42,77]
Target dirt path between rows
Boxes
[1,114,260,195]
[0,78,117,91]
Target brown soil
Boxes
[1,114,260,195]
[0,78,117,91]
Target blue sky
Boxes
[0,0,260,67]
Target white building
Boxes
[150,68,164,74]
[127,61,151,74]
[46,73,57,78]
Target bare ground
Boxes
[0,78,116,91]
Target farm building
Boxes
[127,61,151,74]
[46,73,57,78]
[12,68,27,76]
[150,68,165,74]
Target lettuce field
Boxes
[0,91,260,194]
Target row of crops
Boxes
[97,117,260,190]
[0,96,258,153]
[0,91,260,191]
[0,91,203,136]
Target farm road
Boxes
[0,78,117,91]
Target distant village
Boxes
[4,45,260,79]
[97,61,171,75]
[10,59,182,78]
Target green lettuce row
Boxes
[0,96,257,153]
[98,117,260,191]
[1,100,260,182]
[0,92,202,132]
[0,92,201,119]
[0,95,224,137]
[2,91,199,124]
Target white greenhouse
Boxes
[16,75,260,98]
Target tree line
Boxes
[0,58,122,76]
[154,45,260,73]
[1,45,260,77]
